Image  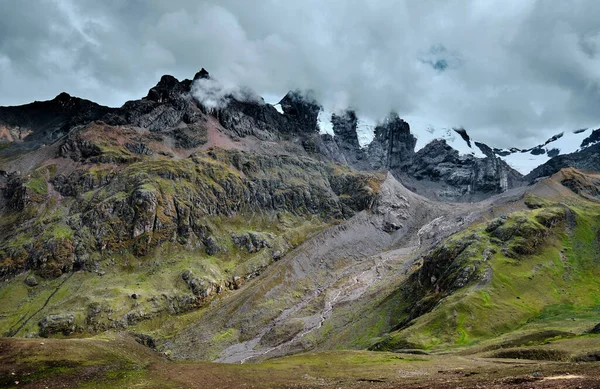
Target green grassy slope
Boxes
[0,212,328,338]
[0,126,384,338]
[2,332,600,389]
[375,170,600,352]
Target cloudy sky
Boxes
[1,0,600,148]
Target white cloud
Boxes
[1,0,599,148]
[191,77,262,111]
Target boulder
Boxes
[133,333,156,348]
[24,275,38,286]
[203,236,221,256]
[38,313,75,337]
[181,271,215,298]
[231,232,271,253]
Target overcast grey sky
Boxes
[1,0,599,147]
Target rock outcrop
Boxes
[1,141,382,278]
[402,139,522,200]
[39,313,75,337]
[367,113,416,170]
[103,74,209,149]
[278,90,320,134]
[315,111,521,200]
[207,87,323,144]
[326,110,370,169]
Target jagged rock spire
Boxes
[193,68,210,80]
[278,90,320,133]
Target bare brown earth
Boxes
[1,334,600,389]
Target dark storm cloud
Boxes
[1,0,599,148]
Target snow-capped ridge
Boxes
[406,117,487,159]
[266,90,599,176]
[493,127,600,174]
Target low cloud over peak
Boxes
[1,0,600,148]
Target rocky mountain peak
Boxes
[371,112,416,170]
[53,92,72,103]
[0,93,112,149]
[473,141,495,158]
[0,68,560,202]
[581,128,600,148]
[278,90,320,133]
[143,69,212,104]
[421,137,455,153]
[317,109,372,169]
[193,68,210,80]
[331,110,360,148]
[493,126,600,175]
[145,74,190,103]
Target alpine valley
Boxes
[1,70,600,388]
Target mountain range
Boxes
[1,69,599,388]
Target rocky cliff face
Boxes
[316,110,522,201]
[278,91,321,135]
[367,113,416,171]
[102,73,210,149]
[326,110,370,170]
[317,111,417,172]
[400,139,523,200]
[1,139,381,279]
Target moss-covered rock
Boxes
[0,148,383,279]
[39,313,75,337]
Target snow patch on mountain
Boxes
[494,128,598,174]
[272,92,599,176]
[356,117,376,147]
[272,103,284,114]
[404,116,487,158]
[317,109,334,135]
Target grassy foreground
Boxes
[1,332,600,388]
